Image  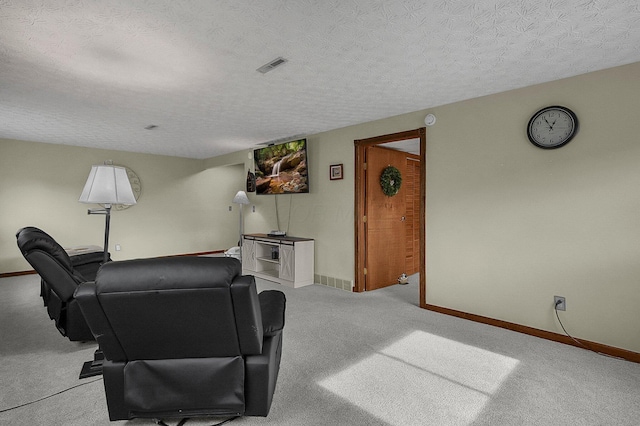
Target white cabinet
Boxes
[279,244,295,282]
[241,238,256,271]
[241,234,314,288]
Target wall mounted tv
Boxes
[254,138,309,195]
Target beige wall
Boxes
[208,62,640,353]
[3,62,639,353]
[1,140,243,273]
[426,62,640,353]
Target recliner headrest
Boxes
[96,256,242,294]
[16,226,73,271]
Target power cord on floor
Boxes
[155,416,238,426]
[554,300,625,361]
[0,377,103,413]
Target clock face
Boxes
[527,106,578,149]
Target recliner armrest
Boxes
[69,250,105,267]
[259,291,286,336]
[75,281,127,361]
[70,252,106,281]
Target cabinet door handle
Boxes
[401,216,406,221]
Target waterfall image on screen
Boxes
[254,139,309,194]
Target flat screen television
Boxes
[254,138,309,195]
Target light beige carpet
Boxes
[1,273,639,426]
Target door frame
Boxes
[354,128,426,307]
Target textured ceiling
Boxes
[1,0,640,159]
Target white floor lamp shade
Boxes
[79,165,137,263]
[79,165,137,206]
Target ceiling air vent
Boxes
[257,57,288,74]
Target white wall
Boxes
[3,62,639,354]
[206,62,640,353]
[1,139,243,273]
[424,62,640,353]
[203,107,428,284]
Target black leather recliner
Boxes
[75,256,286,421]
[15,226,105,342]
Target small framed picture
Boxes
[330,164,343,180]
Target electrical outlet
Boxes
[115,244,121,251]
[229,206,232,211]
[554,296,566,311]
[252,205,255,213]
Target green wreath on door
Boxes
[380,166,402,196]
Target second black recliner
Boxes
[75,256,286,421]
[16,226,105,342]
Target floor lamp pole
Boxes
[233,190,250,263]
[87,205,112,264]
[238,203,244,261]
[103,205,111,264]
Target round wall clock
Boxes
[527,106,578,149]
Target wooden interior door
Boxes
[405,156,420,275]
[365,145,407,290]
[354,127,425,305]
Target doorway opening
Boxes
[354,128,426,307]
